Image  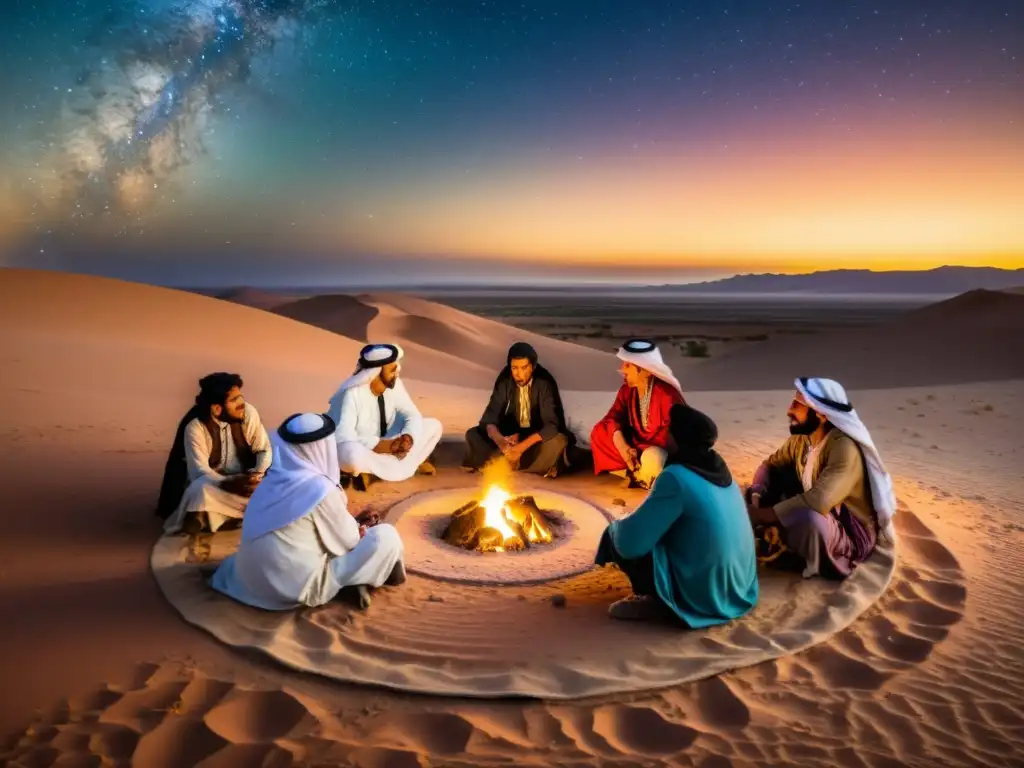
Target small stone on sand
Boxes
[551,594,567,608]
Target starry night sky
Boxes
[0,0,1021,285]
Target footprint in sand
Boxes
[132,717,230,768]
[370,711,476,755]
[204,688,314,743]
[591,705,698,756]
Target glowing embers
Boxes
[440,484,565,552]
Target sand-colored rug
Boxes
[151,478,899,700]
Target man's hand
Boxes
[624,447,641,473]
[358,524,367,539]
[220,475,251,495]
[506,434,520,446]
[391,434,413,459]
[748,503,778,526]
[355,509,380,527]
[504,441,526,469]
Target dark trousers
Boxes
[594,528,657,596]
[462,425,568,474]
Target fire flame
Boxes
[478,483,554,551]
[474,456,553,551]
[480,485,516,543]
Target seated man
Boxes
[463,342,572,477]
[595,404,758,624]
[210,412,406,611]
[591,339,686,489]
[327,343,443,489]
[156,372,272,535]
[746,377,897,579]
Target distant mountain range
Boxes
[667,266,1024,294]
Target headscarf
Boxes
[615,339,684,396]
[665,404,733,487]
[326,343,408,425]
[239,412,341,542]
[794,377,897,540]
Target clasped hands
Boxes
[221,470,264,497]
[495,433,527,466]
[388,433,414,459]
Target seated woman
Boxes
[210,412,406,611]
[595,404,759,625]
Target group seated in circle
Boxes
[154,339,897,625]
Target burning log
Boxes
[440,491,562,552]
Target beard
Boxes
[381,374,398,389]
[789,411,821,435]
[221,410,245,424]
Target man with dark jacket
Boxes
[463,342,572,477]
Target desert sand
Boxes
[1,268,1023,767]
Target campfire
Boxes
[441,483,564,553]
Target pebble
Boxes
[427,594,444,603]
[551,594,567,608]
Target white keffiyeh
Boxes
[615,339,684,396]
[795,377,898,543]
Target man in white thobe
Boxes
[210,412,406,611]
[157,372,273,535]
[326,343,444,488]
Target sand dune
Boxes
[684,288,1024,391]
[269,293,382,341]
[218,287,302,311]
[257,290,623,391]
[2,268,1024,767]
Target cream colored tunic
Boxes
[163,402,273,534]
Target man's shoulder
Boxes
[338,383,369,400]
[533,365,561,388]
[652,377,683,400]
[825,429,861,460]
[183,414,206,435]
[243,402,261,419]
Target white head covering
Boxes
[240,413,341,542]
[794,377,898,542]
[615,339,684,395]
[327,343,406,415]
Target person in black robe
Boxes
[462,342,574,477]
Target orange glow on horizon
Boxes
[306,127,1024,271]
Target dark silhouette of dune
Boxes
[668,266,1024,295]
[684,289,1024,391]
[270,294,381,342]
[218,287,299,311]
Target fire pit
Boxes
[389,479,614,586]
[440,485,565,553]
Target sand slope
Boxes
[2,269,1023,767]
[248,290,623,391]
[218,287,302,311]
[684,288,1024,391]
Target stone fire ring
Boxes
[389,487,615,586]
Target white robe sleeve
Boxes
[335,388,379,450]
[311,488,361,555]
[393,381,423,436]
[242,403,273,473]
[183,419,222,482]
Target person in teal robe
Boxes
[595,403,759,625]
